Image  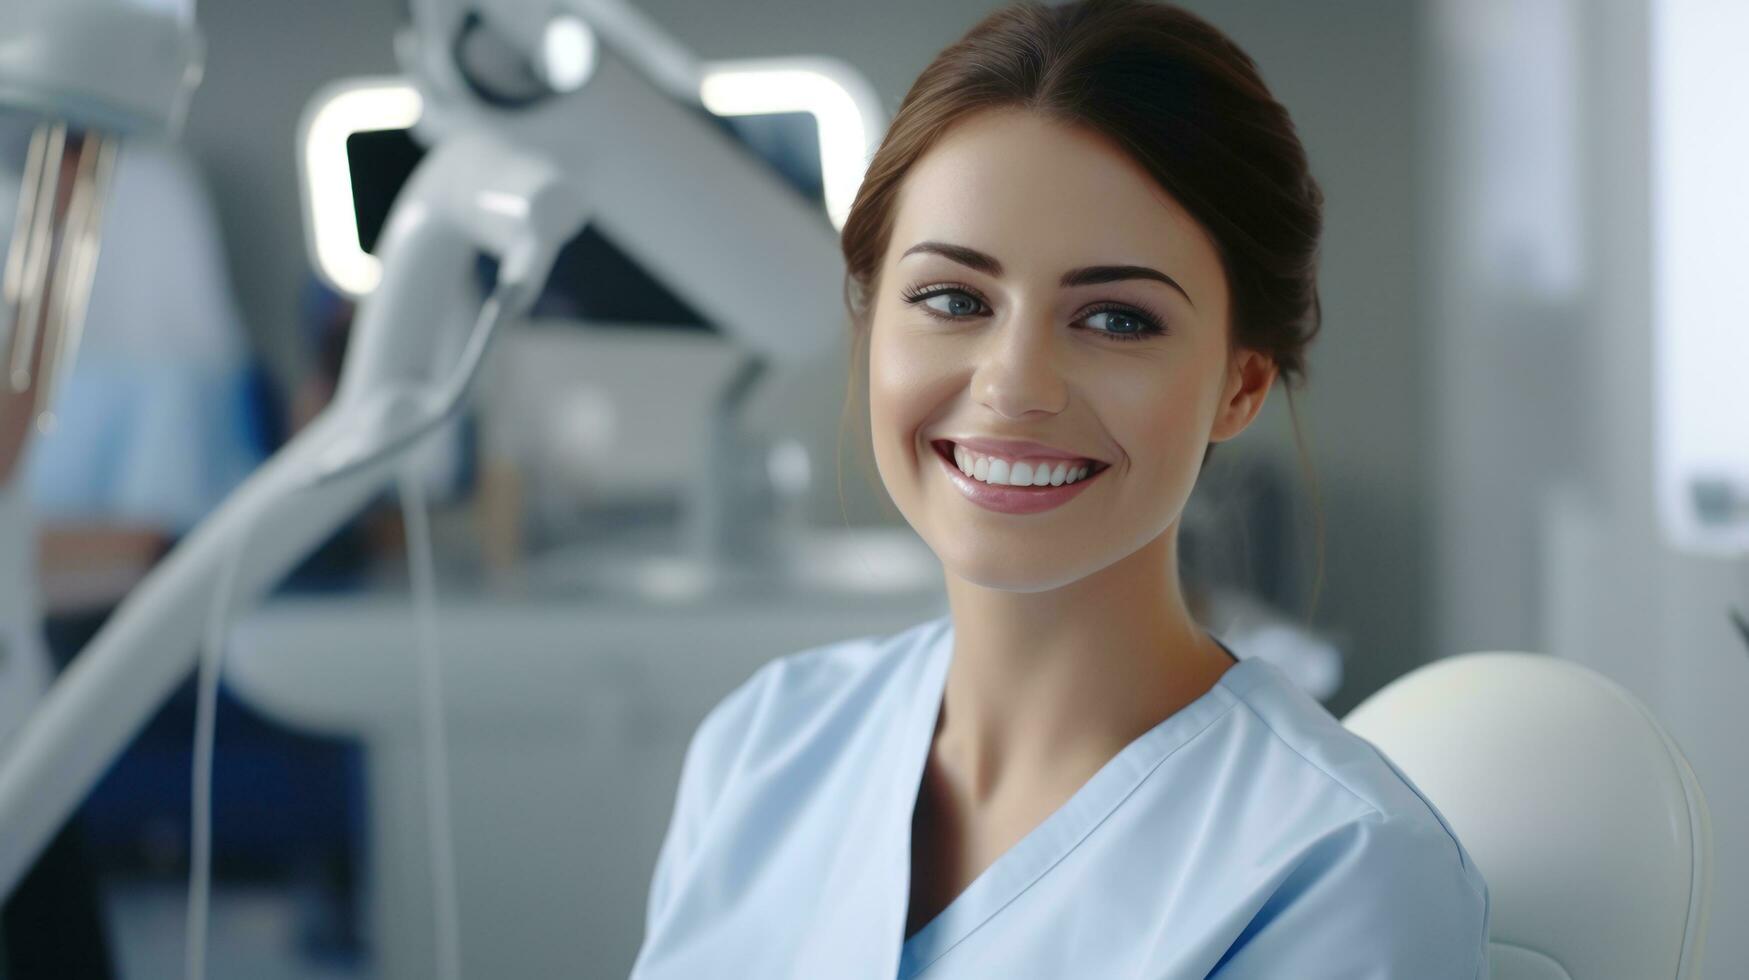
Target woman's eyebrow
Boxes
[899,240,1195,309]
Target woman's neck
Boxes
[936,526,1232,804]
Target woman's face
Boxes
[868,108,1274,592]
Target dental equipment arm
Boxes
[402,0,851,364]
[0,129,584,895]
[0,0,864,897]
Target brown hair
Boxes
[836,0,1326,620]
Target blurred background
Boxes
[0,0,1743,977]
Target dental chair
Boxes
[1343,652,1714,980]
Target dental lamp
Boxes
[0,0,874,897]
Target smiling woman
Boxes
[630,4,1491,979]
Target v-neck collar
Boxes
[889,620,1257,978]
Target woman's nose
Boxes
[970,317,1069,418]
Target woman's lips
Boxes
[931,440,1108,515]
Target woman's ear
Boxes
[1209,350,1277,444]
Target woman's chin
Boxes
[935,549,1099,595]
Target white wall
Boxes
[1428,0,1748,975]
[1559,2,1747,972]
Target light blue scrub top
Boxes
[632,615,1491,979]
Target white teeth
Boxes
[950,443,1095,487]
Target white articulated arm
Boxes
[0,131,586,895]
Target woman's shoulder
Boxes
[1204,659,1492,976]
[1208,658,1488,915]
[681,613,950,782]
[1221,657,1474,850]
[747,612,950,708]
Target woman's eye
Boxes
[1082,305,1168,341]
[1086,309,1146,336]
[919,289,985,318]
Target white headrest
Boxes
[1343,652,1712,980]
